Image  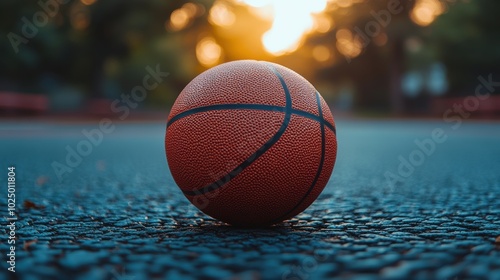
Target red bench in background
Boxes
[0,92,49,114]
[432,95,500,118]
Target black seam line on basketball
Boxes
[271,91,327,223]
[292,108,335,134]
[182,64,293,196]
[167,104,336,134]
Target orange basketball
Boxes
[165,60,337,227]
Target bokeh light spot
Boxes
[182,2,199,18]
[209,1,236,27]
[336,29,362,58]
[312,45,331,62]
[169,8,190,31]
[314,15,333,33]
[374,33,388,46]
[196,37,223,67]
[411,0,444,26]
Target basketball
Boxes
[165,60,337,227]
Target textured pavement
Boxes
[0,119,499,280]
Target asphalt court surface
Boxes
[0,119,499,279]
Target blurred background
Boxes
[1,0,499,118]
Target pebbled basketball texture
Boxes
[165,60,337,227]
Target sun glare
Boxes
[236,0,329,55]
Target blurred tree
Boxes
[310,0,500,112]
[427,0,500,95]
[309,0,418,113]
[1,0,498,113]
[0,0,215,108]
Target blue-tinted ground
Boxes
[0,119,499,280]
